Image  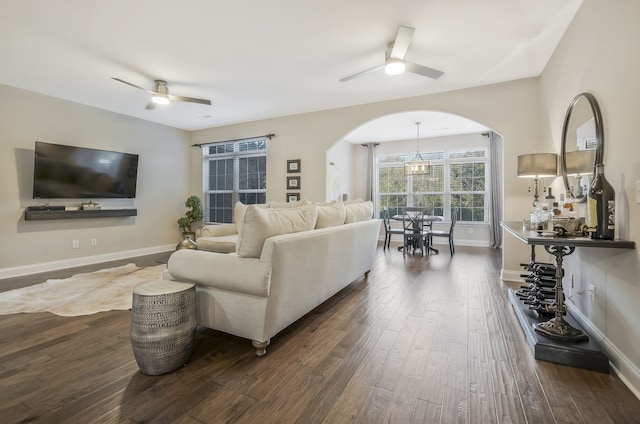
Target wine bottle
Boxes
[587,164,615,239]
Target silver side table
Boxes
[130,280,197,375]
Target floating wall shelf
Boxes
[24,208,137,221]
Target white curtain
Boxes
[489,131,503,249]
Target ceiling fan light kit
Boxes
[151,94,170,105]
[384,58,405,75]
[151,80,170,105]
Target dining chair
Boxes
[402,207,425,256]
[424,207,458,255]
[382,207,404,250]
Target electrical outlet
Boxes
[91,238,97,246]
[468,227,474,234]
[589,284,596,303]
[72,240,79,249]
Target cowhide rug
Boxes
[0,263,166,317]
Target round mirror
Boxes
[561,92,604,202]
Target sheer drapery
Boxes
[489,131,503,249]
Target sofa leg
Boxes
[364,270,370,278]
[252,339,270,357]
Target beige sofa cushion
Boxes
[196,234,237,253]
[234,201,269,235]
[315,201,346,229]
[237,203,318,258]
[344,200,374,223]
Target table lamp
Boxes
[517,153,558,205]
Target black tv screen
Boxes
[33,141,139,199]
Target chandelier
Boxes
[404,122,431,176]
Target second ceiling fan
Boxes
[112,77,212,109]
[340,26,444,82]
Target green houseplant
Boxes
[177,195,203,236]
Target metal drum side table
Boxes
[130,280,197,375]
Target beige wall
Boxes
[539,0,640,395]
[326,140,353,202]
[0,84,190,278]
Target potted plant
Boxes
[177,195,203,242]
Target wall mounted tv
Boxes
[33,141,139,199]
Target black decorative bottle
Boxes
[587,164,615,239]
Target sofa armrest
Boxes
[167,249,271,297]
[197,223,237,238]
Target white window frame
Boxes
[202,138,267,223]
[376,148,488,222]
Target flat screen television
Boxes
[33,141,139,199]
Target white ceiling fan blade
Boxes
[168,94,212,106]
[339,64,384,82]
[405,62,444,79]
[389,26,415,60]
[112,77,155,95]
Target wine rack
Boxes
[501,221,635,372]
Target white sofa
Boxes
[167,201,379,356]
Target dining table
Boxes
[392,214,444,254]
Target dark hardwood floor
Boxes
[1,245,640,423]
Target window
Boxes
[449,150,486,221]
[202,137,267,223]
[377,148,487,222]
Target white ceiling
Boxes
[0,0,582,138]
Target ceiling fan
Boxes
[111,77,212,109]
[340,26,444,82]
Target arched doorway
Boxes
[328,110,503,249]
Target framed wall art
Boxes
[286,176,300,190]
[287,193,300,202]
[287,159,301,173]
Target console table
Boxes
[501,221,635,372]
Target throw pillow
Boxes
[237,203,318,258]
[234,201,268,235]
[344,200,373,223]
[315,201,346,229]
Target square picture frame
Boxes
[287,159,301,173]
[286,176,300,190]
[287,193,300,202]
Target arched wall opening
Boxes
[326,110,504,249]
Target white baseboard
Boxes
[503,266,640,400]
[501,269,523,282]
[566,302,640,399]
[0,244,175,279]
